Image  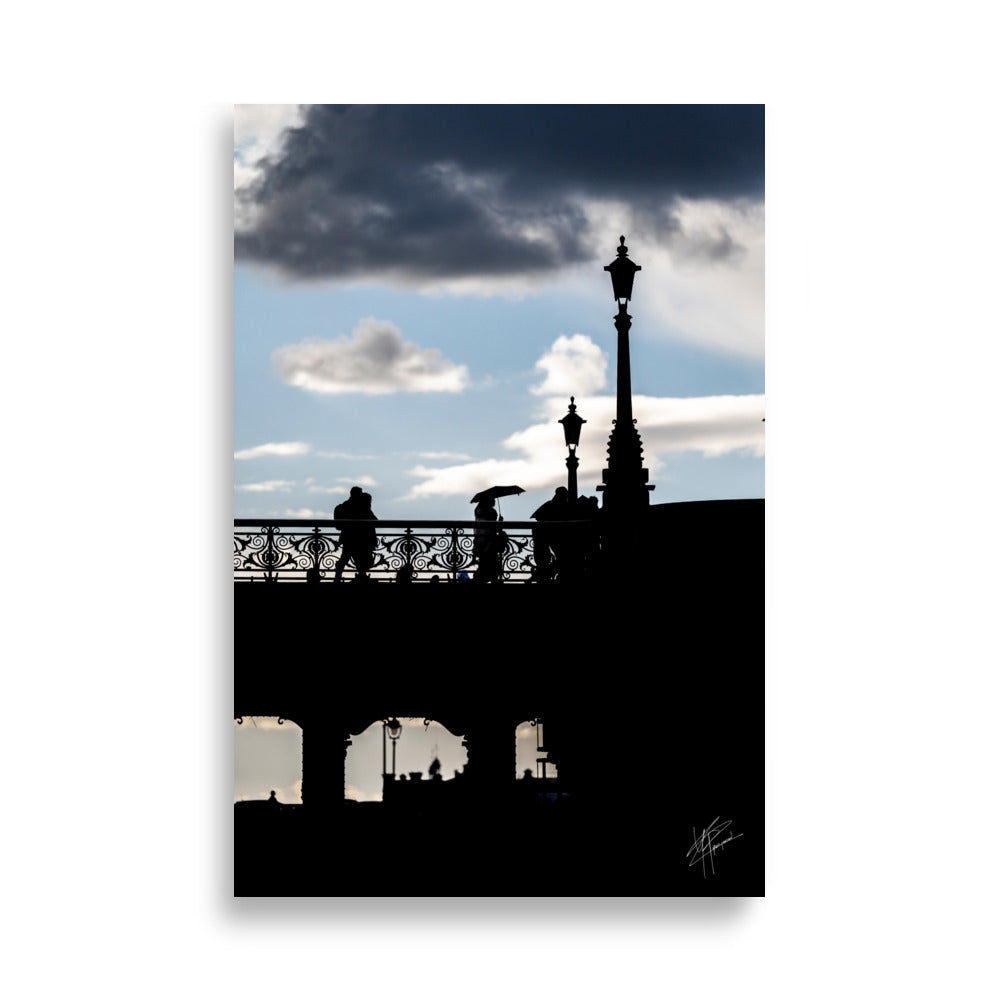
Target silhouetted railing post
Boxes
[448,525,460,582]
[265,524,277,583]
[403,526,415,576]
[306,526,322,584]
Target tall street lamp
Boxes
[559,397,586,501]
[597,236,653,516]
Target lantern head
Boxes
[559,397,586,449]
[604,235,641,304]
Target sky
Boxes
[234,104,765,524]
[234,104,765,801]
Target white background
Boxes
[3,4,998,998]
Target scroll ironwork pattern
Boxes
[233,519,577,584]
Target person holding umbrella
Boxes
[470,486,523,583]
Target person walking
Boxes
[333,486,378,582]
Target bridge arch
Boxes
[515,718,559,781]
[233,716,303,804]
[344,716,468,802]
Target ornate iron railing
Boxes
[234,519,597,584]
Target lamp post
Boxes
[381,716,402,801]
[559,397,586,501]
[387,717,401,778]
[382,716,403,785]
[597,236,653,516]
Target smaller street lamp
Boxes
[387,717,401,778]
[559,397,586,501]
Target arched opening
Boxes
[234,716,303,804]
[515,718,558,782]
[344,717,468,803]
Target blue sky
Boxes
[234,105,765,526]
[234,104,765,801]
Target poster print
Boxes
[234,105,764,895]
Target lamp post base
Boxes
[598,419,654,518]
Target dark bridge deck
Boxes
[234,499,764,895]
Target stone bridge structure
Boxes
[234,499,763,894]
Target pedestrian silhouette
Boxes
[531,486,571,582]
[473,497,505,583]
[333,486,378,582]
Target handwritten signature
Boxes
[686,817,743,877]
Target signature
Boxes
[686,817,743,877]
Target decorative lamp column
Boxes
[597,236,654,515]
[558,397,586,501]
[387,717,401,778]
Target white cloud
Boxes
[577,197,764,359]
[234,105,304,156]
[387,196,763,362]
[418,451,473,461]
[530,334,608,397]
[272,317,469,395]
[316,450,377,460]
[235,480,295,492]
[234,104,305,233]
[631,393,766,459]
[278,508,326,518]
[406,337,763,501]
[407,457,551,501]
[234,441,310,460]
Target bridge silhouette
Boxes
[234,498,763,895]
[235,235,762,895]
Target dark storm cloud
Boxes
[235,105,763,282]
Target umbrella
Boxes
[471,485,525,517]
[471,485,525,504]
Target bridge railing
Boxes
[234,519,598,584]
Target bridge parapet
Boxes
[233,518,598,584]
